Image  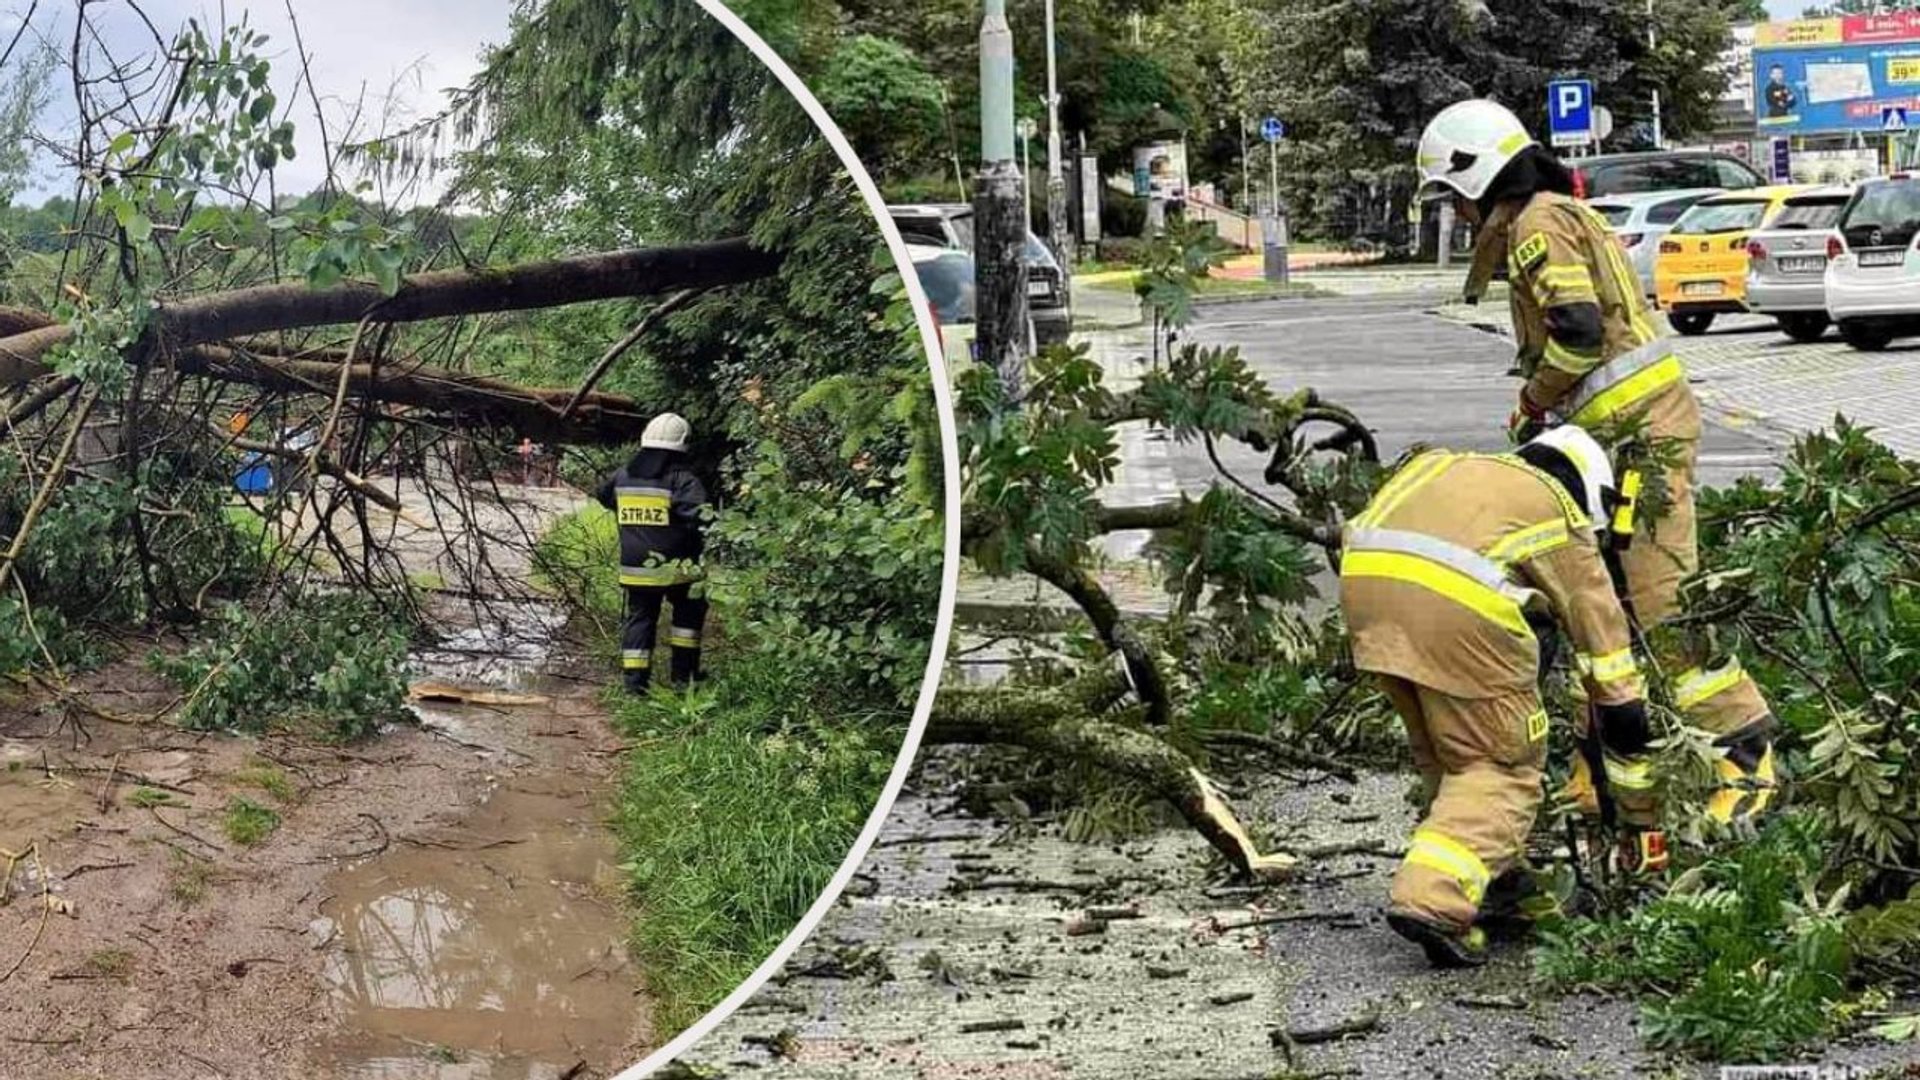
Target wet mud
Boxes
[0,601,650,1079]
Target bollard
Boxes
[1264,208,1290,285]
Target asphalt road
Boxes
[1101,292,1778,526]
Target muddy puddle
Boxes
[306,603,649,1077]
[307,777,643,1077]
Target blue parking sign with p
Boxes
[1547,79,1594,146]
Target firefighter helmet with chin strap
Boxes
[1524,424,1616,534]
[1416,99,1536,202]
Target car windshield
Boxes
[1587,158,1716,195]
[913,253,976,324]
[1673,200,1767,234]
[1591,204,1633,228]
[1770,198,1847,230]
[1648,195,1707,225]
[1841,181,1920,248]
[893,215,953,247]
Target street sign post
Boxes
[1885,106,1909,132]
[1547,79,1595,149]
[1258,116,1288,285]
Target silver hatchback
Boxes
[1744,186,1852,343]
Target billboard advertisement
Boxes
[1754,14,1920,134]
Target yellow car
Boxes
[1653,184,1814,335]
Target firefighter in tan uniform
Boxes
[1342,426,1656,966]
[1414,100,1777,828]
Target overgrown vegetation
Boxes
[221,796,281,847]
[606,652,905,1029]
[148,594,410,740]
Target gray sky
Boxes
[8,0,514,202]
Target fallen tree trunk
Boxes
[0,238,782,386]
[930,676,1297,881]
[0,315,658,445]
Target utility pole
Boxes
[1648,0,1663,149]
[975,0,1029,398]
[1018,117,1037,239]
[1045,0,1069,269]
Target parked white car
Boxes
[1744,185,1852,343]
[1824,175,1920,351]
[1589,187,1723,298]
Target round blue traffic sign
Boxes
[1260,117,1286,143]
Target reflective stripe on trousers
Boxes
[1342,526,1539,638]
[1404,828,1491,905]
[1562,338,1683,426]
[621,565,691,587]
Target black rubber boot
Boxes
[1386,909,1489,969]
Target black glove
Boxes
[1595,698,1653,757]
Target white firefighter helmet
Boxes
[1526,424,1615,532]
[1416,99,1536,202]
[641,412,692,452]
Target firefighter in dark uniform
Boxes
[595,412,710,692]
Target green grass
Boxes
[235,762,294,802]
[532,504,621,624]
[82,948,133,979]
[166,850,213,906]
[608,652,900,1032]
[126,786,176,808]
[221,796,280,846]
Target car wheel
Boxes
[1839,320,1894,351]
[1669,312,1715,336]
[1777,313,1830,343]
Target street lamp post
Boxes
[1018,116,1038,239]
[1044,0,1069,265]
[1648,0,1663,149]
[975,0,1030,397]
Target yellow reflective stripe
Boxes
[1570,354,1684,426]
[666,628,701,647]
[1406,829,1490,903]
[1353,452,1455,529]
[1674,660,1745,711]
[620,567,686,587]
[615,489,672,527]
[1527,709,1550,743]
[1538,264,1595,289]
[1487,519,1570,564]
[1543,336,1603,375]
[1595,224,1660,341]
[1341,550,1533,638]
[621,651,652,670]
[1602,752,1655,791]
[1585,648,1639,684]
[1497,132,1528,155]
[1488,454,1591,531]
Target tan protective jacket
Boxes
[1499,191,1698,440]
[1340,450,1642,705]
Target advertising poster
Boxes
[1755,14,1920,134]
[1131,140,1188,201]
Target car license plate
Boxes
[1027,280,1053,298]
[1859,248,1906,267]
[1681,281,1723,297]
[1779,255,1825,273]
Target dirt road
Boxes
[0,597,651,1079]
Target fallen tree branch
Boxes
[557,287,704,424]
[930,677,1296,880]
